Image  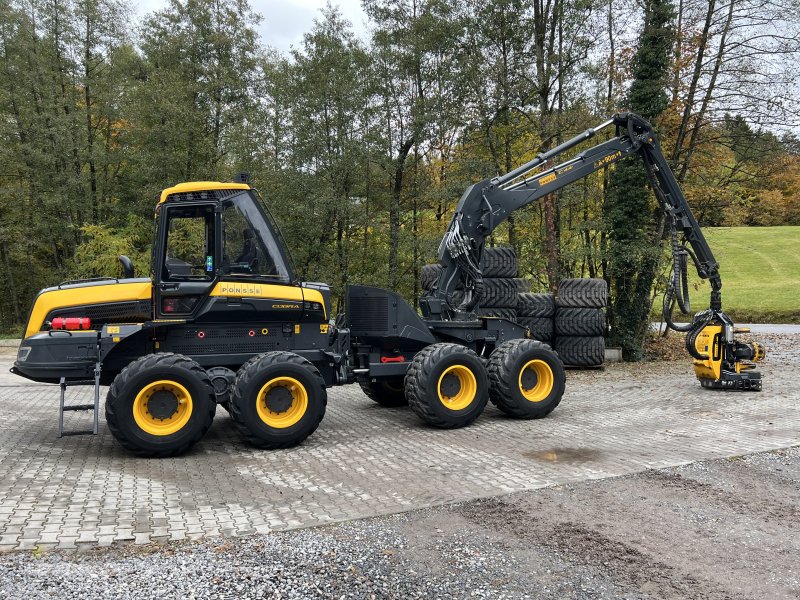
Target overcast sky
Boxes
[134,0,369,53]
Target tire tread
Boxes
[554,307,605,336]
[487,339,564,418]
[554,336,605,366]
[405,343,487,428]
[556,278,608,308]
[230,351,327,449]
[106,352,216,458]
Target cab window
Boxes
[221,195,290,281]
[162,205,215,281]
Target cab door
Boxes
[154,202,220,319]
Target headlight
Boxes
[17,346,32,362]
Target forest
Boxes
[0,0,799,358]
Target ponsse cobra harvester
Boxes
[12,113,764,457]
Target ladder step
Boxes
[58,365,101,439]
[60,429,96,437]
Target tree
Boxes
[364,0,464,295]
[606,0,675,360]
[281,7,373,306]
[132,0,260,200]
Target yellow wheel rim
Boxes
[256,376,308,428]
[437,365,477,411]
[133,380,193,436]
[519,359,554,402]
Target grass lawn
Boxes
[682,226,800,323]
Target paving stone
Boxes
[0,348,796,552]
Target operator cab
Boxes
[155,183,295,318]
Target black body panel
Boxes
[13,331,99,383]
[347,284,436,350]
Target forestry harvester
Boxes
[12,113,764,456]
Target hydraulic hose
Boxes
[661,224,712,360]
[684,309,713,361]
[662,227,693,332]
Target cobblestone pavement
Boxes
[0,336,797,553]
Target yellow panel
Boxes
[25,281,153,338]
[209,282,326,318]
[159,181,250,204]
[692,325,722,381]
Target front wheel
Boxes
[105,353,216,457]
[487,339,565,419]
[230,351,327,449]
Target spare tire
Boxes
[518,293,555,318]
[481,278,519,308]
[514,278,531,292]
[477,307,517,321]
[518,317,554,342]
[556,278,608,308]
[555,336,605,366]
[554,308,606,337]
[421,264,443,291]
[481,247,517,278]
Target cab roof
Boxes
[159,181,250,204]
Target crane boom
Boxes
[420,112,764,391]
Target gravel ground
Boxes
[1,446,797,600]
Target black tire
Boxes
[359,377,408,407]
[556,278,608,308]
[555,336,605,366]
[477,307,517,320]
[481,247,517,278]
[554,308,606,336]
[230,351,327,449]
[518,316,553,342]
[421,264,443,291]
[487,339,566,419]
[514,278,531,293]
[106,353,216,457]
[517,293,555,318]
[405,343,489,428]
[206,366,236,413]
[481,278,519,308]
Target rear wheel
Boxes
[487,339,565,419]
[230,351,326,449]
[405,343,488,428]
[359,377,408,407]
[106,353,216,457]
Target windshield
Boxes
[221,191,293,282]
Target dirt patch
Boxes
[522,447,605,464]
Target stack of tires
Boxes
[553,278,608,367]
[420,247,522,320]
[516,292,555,344]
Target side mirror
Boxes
[118,255,135,279]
